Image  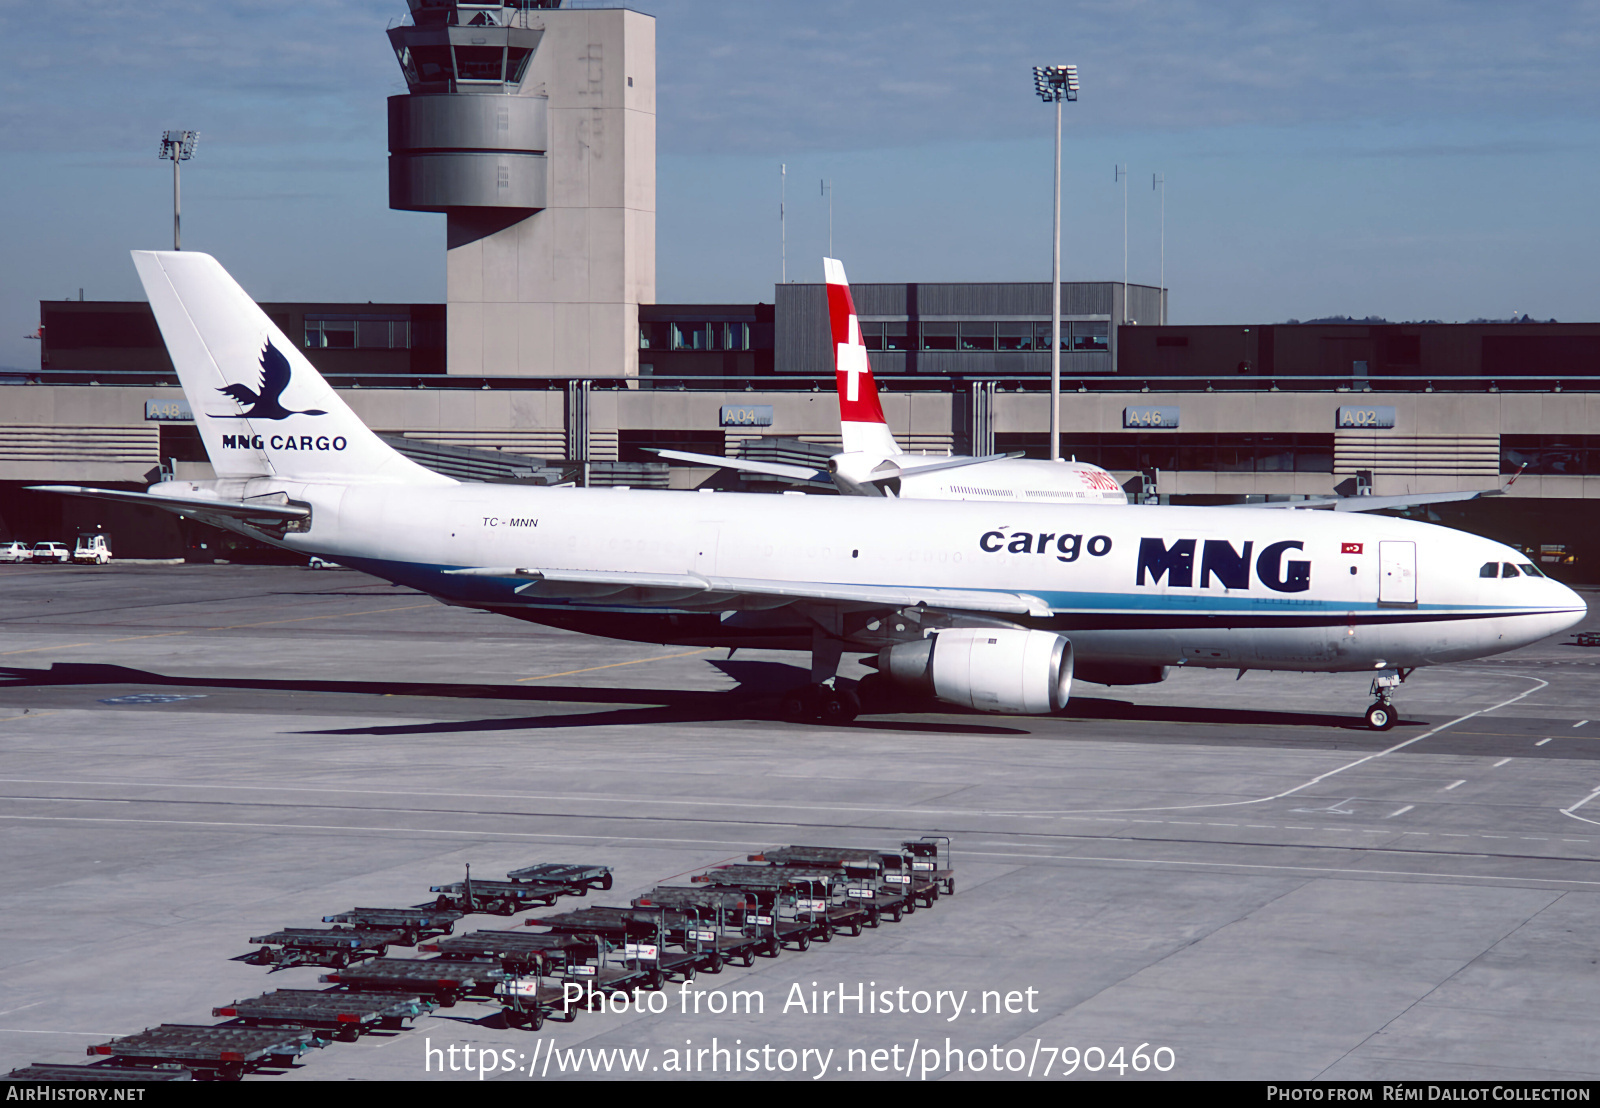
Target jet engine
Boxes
[875,628,1073,714]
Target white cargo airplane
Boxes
[653,259,1131,504]
[34,252,1586,731]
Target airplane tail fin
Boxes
[823,258,899,457]
[132,250,452,486]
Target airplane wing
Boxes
[647,448,830,484]
[1239,488,1506,512]
[444,566,1054,618]
[27,485,310,525]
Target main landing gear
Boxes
[779,629,860,724]
[1363,669,1407,731]
[779,683,859,724]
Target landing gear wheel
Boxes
[779,687,814,722]
[779,684,858,724]
[817,689,859,725]
[1365,701,1396,731]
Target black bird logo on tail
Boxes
[214,341,327,420]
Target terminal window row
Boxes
[997,432,1336,473]
[639,322,752,352]
[304,316,412,351]
[860,320,1109,353]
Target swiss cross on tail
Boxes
[823,258,898,456]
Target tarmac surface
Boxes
[1,562,1597,1082]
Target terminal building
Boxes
[4,0,1595,580]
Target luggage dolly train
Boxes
[6,842,951,1080]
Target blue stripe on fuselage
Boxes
[332,555,1572,625]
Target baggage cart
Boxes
[632,886,768,968]
[212,989,433,1042]
[4,1063,193,1082]
[86,1024,321,1081]
[431,864,566,915]
[505,861,613,894]
[693,866,842,948]
[526,906,702,986]
[902,836,955,897]
[321,957,505,1007]
[320,907,461,945]
[245,927,404,969]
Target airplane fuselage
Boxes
[196,476,1583,672]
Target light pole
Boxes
[820,178,833,258]
[158,130,199,250]
[1115,164,1128,323]
[1153,172,1165,324]
[1033,64,1078,462]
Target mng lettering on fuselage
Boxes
[1136,536,1311,594]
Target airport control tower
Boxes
[387,0,655,377]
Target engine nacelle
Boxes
[877,628,1073,714]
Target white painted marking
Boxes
[0,1029,121,1036]
[1521,837,1549,841]
[1537,738,1554,746]
[1386,805,1415,819]
[1559,784,1600,827]
[1492,757,1512,767]
[1480,835,1508,839]
[1441,833,1469,837]
[1443,780,1467,791]
[960,849,1600,888]
[1575,720,1589,728]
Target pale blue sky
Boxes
[3,1,1599,368]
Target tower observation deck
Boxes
[386,0,656,377]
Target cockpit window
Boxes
[1520,563,1544,577]
[1501,563,1521,577]
[1480,562,1499,578]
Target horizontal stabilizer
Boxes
[28,485,309,523]
[648,448,829,483]
[876,451,1025,481]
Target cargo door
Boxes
[1379,540,1416,606]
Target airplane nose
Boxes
[1553,580,1589,634]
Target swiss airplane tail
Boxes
[132,250,451,486]
[824,258,900,457]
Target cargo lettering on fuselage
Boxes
[1136,537,1311,594]
[978,530,1113,562]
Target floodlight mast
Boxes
[1032,64,1077,462]
[158,130,199,250]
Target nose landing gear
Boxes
[1363,669,1407,731]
